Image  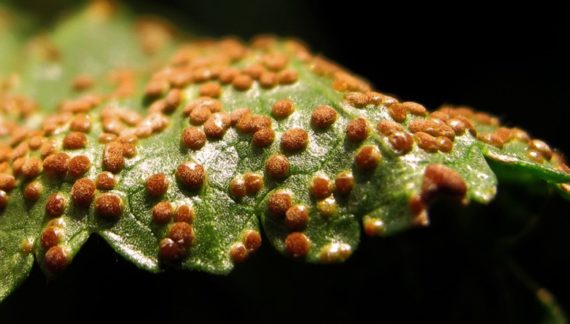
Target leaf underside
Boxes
[1,2,569,302]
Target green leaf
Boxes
[1,1,569,305]
[433,105,570,184]
[0,188,37,301]
[0,0,176,298]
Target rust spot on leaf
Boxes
[68,155,91,178]
[310,175,333,199]
[354,146,381,170]
[0,173,16,191]
[285,205,309,230]
[174,205,194,223]
[43,152,70,178]
[146,173,169,197]
[244,173,264,195]
[267,191,293,218]
[285,232,310,258]
[21,157,43,179]
[46,193,66,218]
[265,154,289,179]
[63,132,88,150]
[152,201,174,224]
[311,105,337,129]
[281,128,309,152]
[346,118,368,142]
[421,164,467,204]
[95,193,123,219]
[252,128,275,148]
[44,246,68,272]
[176,162,206,190]
[168,222,194,248]
[159,238,185,261]
[232,74,253,91]
[244,230,262,252]
[96,172,116,190]
[272,99,294,119]
[103,142,125,173]
[71,178,96,207]
[24,181,43,201]
[41,226,62,250]
[230,243,248,263]
[182,127,207,150]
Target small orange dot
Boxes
[272,99,294,119]
[159,238,185,261]
[389,131,414,154]
[252,128,275,148]
[199,82,222,98]
[203,113,231,139]
[103,142,124,173]
[267,191,292,218]
[0,190,7,209]
[244,230,262,252]
[95,193,123,219]
[259,71,278,88]
[43,153,70,178]
[23,181,43,201]
[44,246,68,272]
[189,107,212,125]
[346,118,368,142]
[168,222,194,248]
[70,114,92,133]
[0,173,16,191]
[335,171,354,195]
[181,127,206,150]
[233,74,253,91]
[244,173,264,195]
[46,193,66,218]
[41,226,62,250]
[152,201,174,224]
[71,178,96,207]
[311,105,337,129]
[68,155,91,178]
[284,205,309,230]
[21,157,43,179]
[96,172,116,190]
[265,154,289,179]
[278,69,298,85]
[174,205,194,223]
[285,232,310,258]
[176,162,206,190]
[229,176,247,198]
[146,173,169,197]
[345,92,369,108]
[354,145,381,170]
[281,128,308,152]
[388,103,408,123]
[63,132,88,150]
[230,243,248,263]
[311,175,332,199]
[230,108,251,126]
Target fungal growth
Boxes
[1,1,569,305]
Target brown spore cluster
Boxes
[230,230,262,263]
[266,188,313,258]
[157,202,196,262]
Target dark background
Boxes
[1,1,569,323]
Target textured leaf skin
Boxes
[1,2,569,303]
